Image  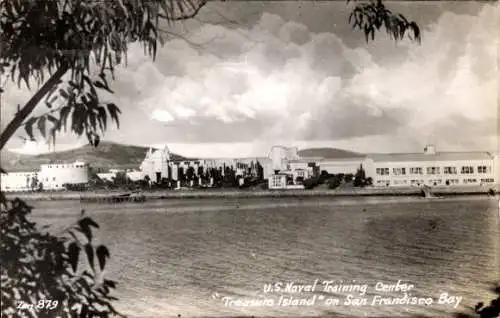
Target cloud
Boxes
[117,4,497,152]
[2,2,498,155]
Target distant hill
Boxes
[1,141,188,172]
[298,147,364,159]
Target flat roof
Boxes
[290,157,366,163]
[367,152,493,162]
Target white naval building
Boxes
[1,160,90,192]
[366,145,496,188]
[138,144,497,190]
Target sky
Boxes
[1,1,499,158]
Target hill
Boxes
[298,147,364,159]
[0,141,188,172]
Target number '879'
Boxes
[37,300,58,310]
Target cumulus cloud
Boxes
[120,3,497,152]
[2,2,498,155]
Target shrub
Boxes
[303,177,320,190]
[344,174,354,183]
[1,197,123,318]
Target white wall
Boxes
[0,172,38,192]
[39,162,89,190]
[319,159,368,175]
[370,159,495,187]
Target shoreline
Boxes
[4,186,499,201]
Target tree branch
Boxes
[0,65,69,151]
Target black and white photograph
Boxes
[0,0,499,317]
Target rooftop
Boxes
[367,152,494,162]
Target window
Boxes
[426,167,440,175]
[463,178,478,184]
[444,167,457,174]
[446,179,459,185]
[461,166,474,174]
[480,178,494,183]
[478,166,490,174]
[53,177,56,181]
[271,175,284,188]
[410,167,423,175]
[393,180,407,185]
[376,168,389,175]
[393,168,406,175]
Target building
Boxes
[139,145,271,185]
[268,173,288,189]
[138,143,497,190]
[267,146,300,173]
[0,171,39,192]
[367,145,496,188]
[38,161,90,190]
[140,146,171,183]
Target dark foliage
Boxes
[327,175,344,190]
[303,177,321,190]
[454,284,500,318]
[344,173,354,183]
[1,197,123,317]
[353,165,370,187]
[0,0,208,150]
[347,0,421,43]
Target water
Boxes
[29,196,499,317]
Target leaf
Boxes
[80,216,99,229]
[93,134,100,147]
[68,242,80,273]
[96,245,110,270]
[24,117,37,140]
[77,217,99,242]
[59,106,72,131]
[106,103,121,128]
[84,244,95,271]
[37,116,47,138]
[93,80,114,94]
[59,88,69,99]
[103,279,117,289]
[97,106,107,131]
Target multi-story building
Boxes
[1,160,90,192]
[38,161,90,190]
[367,145,496,187]
[138,143,497,190]
[139,145,271,185]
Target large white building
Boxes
[38,161,90,190]
[1,160,90,192]
[0,171,39,192]
[139,145,271,185]
[265,144,497,189]
[137,144,497,190]
[367,145,496,188]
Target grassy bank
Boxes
[4,186,499,201]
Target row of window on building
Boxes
[376,165,491,176]
[45,164,87,169]
[376,178,495,186]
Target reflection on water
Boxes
[30,196,499,317]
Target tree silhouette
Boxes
[353,164,367,187]
[1,1,207,316]
[186,166,195,181]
